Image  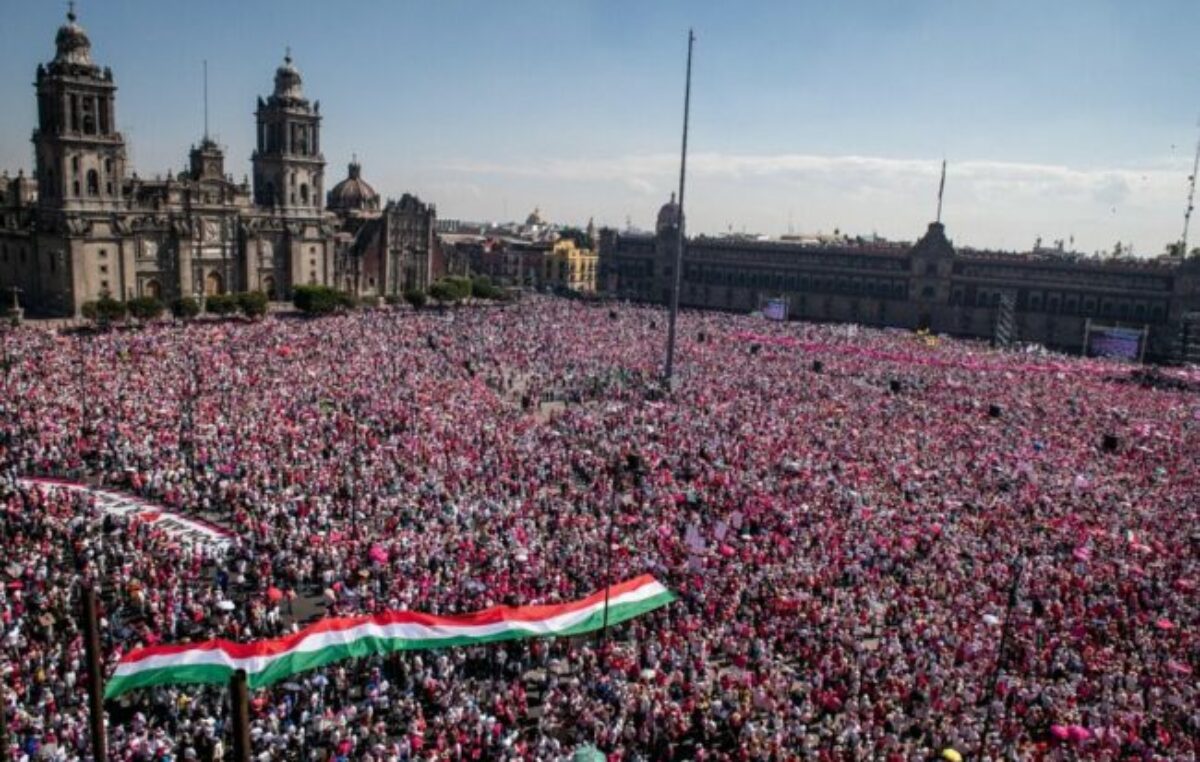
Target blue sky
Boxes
[2,0,1199,253]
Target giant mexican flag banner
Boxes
[106,575,674,699]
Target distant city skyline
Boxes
[1,0,1198,254]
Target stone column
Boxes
[289,235,304,289]
[120,236,135,300]
[178,238,194,297]
[68,238,86,315]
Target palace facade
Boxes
[0,9,438,315]
[600,196,1200,363]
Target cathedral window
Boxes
[72,156,80,174]
[300,184,309,205]
[82,98,96,135]
[86,170,99,196]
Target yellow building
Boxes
[542,238,598,293]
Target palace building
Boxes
[0,9,437,315]
[600,196,1200,363]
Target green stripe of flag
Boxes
[105,589,674,699]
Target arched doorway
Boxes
[144,279,162,300]
[205,271,224,296]
[262,276,276,300]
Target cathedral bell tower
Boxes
[252,51,324,214]
[32,5,127,211]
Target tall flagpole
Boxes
[664,29,695,387]
[936,159,946,224]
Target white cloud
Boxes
[436,152,1193,254]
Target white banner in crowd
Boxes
[18,477,233,551]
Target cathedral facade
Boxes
[0,10,435,316]
[327,162,439,299]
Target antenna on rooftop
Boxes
[1180,120,1200,257]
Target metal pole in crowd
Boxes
[230,669,252,762]
[81,584,108,761]
[664,28,695,387]
[77,348,88,445]
[980,553,1025,759]
[600,459,620,661]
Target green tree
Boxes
[470,276,503,300]
[237,290,269,318]
[94,295,128,326]
[80,301,99,324]
[171,296,201,320]
[442,276,472,302]
[293,285,352,315]
[205,293,238,316]
[128,296,164,321]
[403,288,427,310]
[428,281,455,305]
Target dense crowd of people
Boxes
[0,297,1197,760]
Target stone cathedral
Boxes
[0,9,438,316]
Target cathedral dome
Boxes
[525,207,545,227]
[656,192,680,232]
[328,160,380,213]
[273,51,304,100]
[54,7,93,66]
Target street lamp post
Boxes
[600,464,619,658]
[600,453,642,667]
[77,343,90,473]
